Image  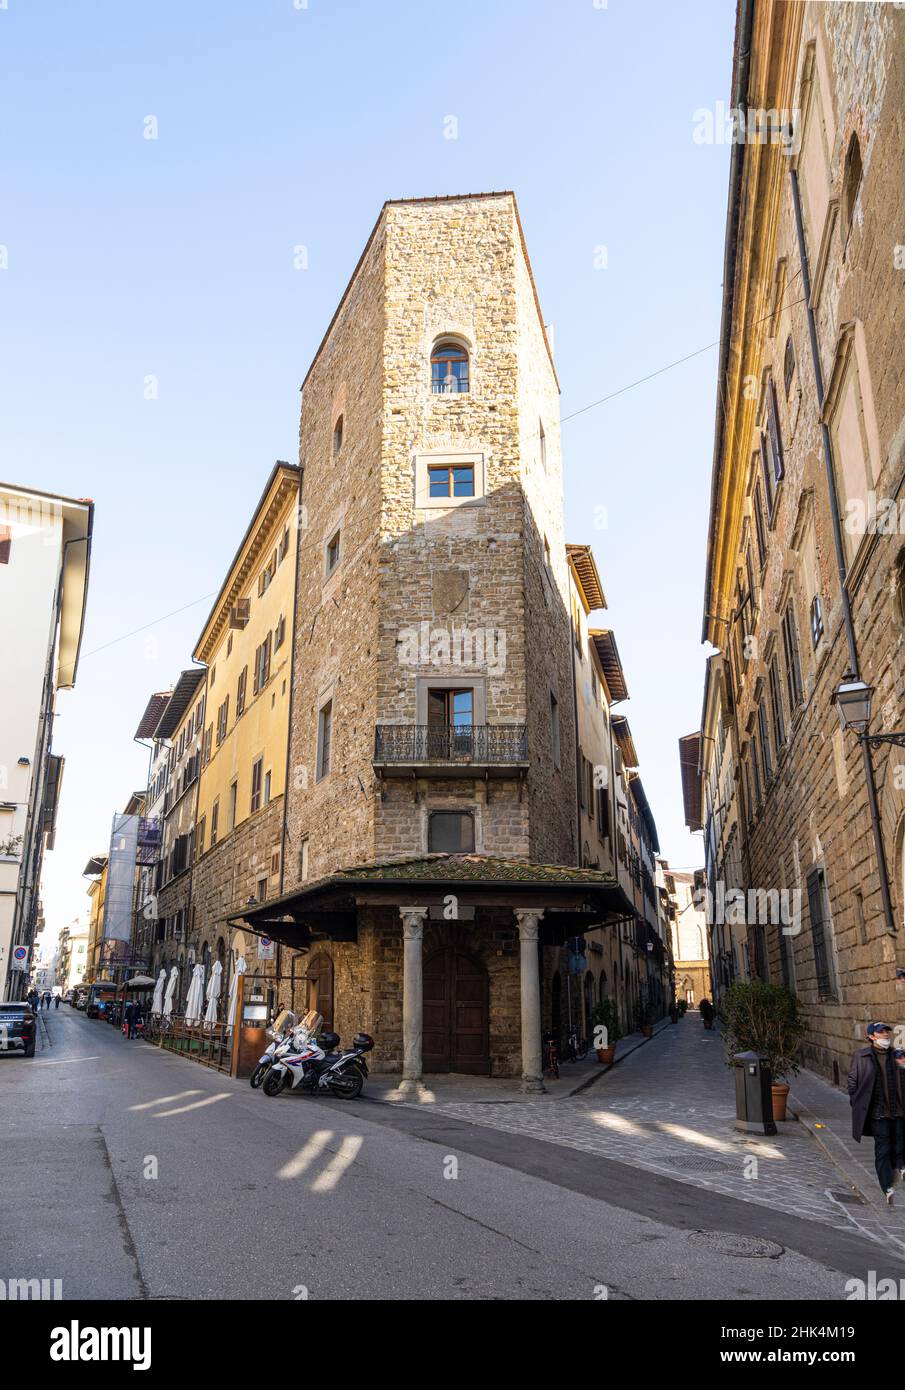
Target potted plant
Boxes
[591,999,621,1064]
[719,981,806,1122]
[634,1002,654,1038]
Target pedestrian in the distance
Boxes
[699,998,715,1029]
[43,991,51,1010]
[669,1000,679,1025]
[847,1022,905,1205]
[54,994,60,1009]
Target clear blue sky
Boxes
[0,0,734,937]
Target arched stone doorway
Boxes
[306,953,334,1028]
[423,947,489,1074]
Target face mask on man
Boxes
[874,1037,892,1050]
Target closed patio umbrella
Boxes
[226,955,246,1030]
[184,963,205,1025]
[163,966,179,1020]
[151,968,167,1015]
[204,959,222,1026]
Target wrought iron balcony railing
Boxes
[374,724,528,766]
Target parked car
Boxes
[75,989,89,1010]
[0,1001,36,1057]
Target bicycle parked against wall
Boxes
[560,1025,589,1063]
[542,1032,559,1079]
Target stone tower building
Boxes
[245,194,630,1087]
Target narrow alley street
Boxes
[3,1005,903,1303]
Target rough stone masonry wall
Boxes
[281,221,387,889]
[374,195,577,864]
[513,207,578,868]
[740,5,905,1083]
[376,197,532,859]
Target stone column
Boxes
[514,910,545,1094]
[399,907,427,1092]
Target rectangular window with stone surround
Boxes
[415,451,485,509]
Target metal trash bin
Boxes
[733,1050,777,1135]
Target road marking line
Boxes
[34,1055,102,1065]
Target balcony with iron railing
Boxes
[373,724,529,779]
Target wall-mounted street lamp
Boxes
[835,678,905,749]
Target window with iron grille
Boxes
[806,867,838,1000]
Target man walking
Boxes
[848,1021,905,1205]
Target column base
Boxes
[395,1077,425,1099]
[520,1074,547,1095]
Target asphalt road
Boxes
[1,1006,901,1301]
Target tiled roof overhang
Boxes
[611,715,639,769]
[590,629,628,703]
[234,854,635,947]
[135,691,172,741]
[153,668,205,739]
[566,544,606,613]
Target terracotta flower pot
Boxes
[597,1045,615,1065]
[771,1081,791,1122]
[641,1025,653,1038]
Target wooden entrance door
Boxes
[306,953,334,1029]
[423,948,489,1074]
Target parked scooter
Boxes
[249,1009,306,1089]
[262,1028,374,1100]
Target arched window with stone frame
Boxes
[430,338,470,394]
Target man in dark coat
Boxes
[847,1021,905,1204]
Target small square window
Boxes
[326,531,341,577]
[428,811,475,853]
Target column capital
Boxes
[514,909,544,942]
[399,906,427,939]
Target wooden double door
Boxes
[423,947,490,1075]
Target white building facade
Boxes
[0,483,93,1000]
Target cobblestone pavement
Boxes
[405,1017,882,1237]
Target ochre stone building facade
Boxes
[690,1,905,1084]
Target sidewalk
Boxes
[366,1018,673,1105]
[790,1065,905,1246]
[374,1012,899,1238]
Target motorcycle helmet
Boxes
[320,1031,340,1052]
[353,1032,374,1051]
